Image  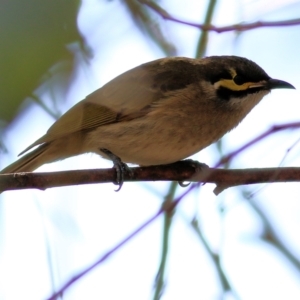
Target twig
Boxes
[139,0,300,33]
[191,217,240,298]
[47,206,164,300]
[216,122,300,167]
[153,182,177,300]
[243,191,300,272]
[195,0,217,58]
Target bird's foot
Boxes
[178,159,209,187]
[100,148,132,191]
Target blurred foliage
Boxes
[124,0,177,56]
[195,0,217,58]
[0,0,86,124]
[0,0,177,128]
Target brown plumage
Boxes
[1,56,294,174]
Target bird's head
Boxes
[201,56,295,105]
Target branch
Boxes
[216,122,300,167]
[191,218,235,295]
[1,161,300,195]
[2,122,300,193]
[153,181,177,300]
[244,191,300,273]
[47,205,165,300]
[139,0,300,33]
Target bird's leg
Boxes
[178,159,209,187]
[100,148,132,191]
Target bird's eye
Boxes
[233,75,245,85]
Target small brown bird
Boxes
[1,56,295,181]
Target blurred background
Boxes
[1,0,300,299]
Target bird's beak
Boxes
[267,79,295,90]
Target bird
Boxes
[0,56,295,186]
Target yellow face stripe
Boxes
[214,68,265,91]
[214,79,256,91]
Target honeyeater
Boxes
[0,56,295,183]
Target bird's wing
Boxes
[19,101,118,155]
[87,57,201,114]
[19,57,199,155]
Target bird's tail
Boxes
[0,143,50,174]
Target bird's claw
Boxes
[113,160,132,192]
[100,148,132,191]
[178,159,209,188]
[178,181,191,187]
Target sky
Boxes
[1,0,300,299]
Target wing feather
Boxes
[19,57,202,156]
[19,101,118,155]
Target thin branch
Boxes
[46,175,193,300]
[153,182,177,300]
[139,0,300,33]
[195,0,218,58]
[191,217,239,298]
[243,191,300,272]
[153,1,219,297]
[46,206,165,300]
[124,0,177,56]
[216,122,300,167]
[2,164,300,194]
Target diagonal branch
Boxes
[139,0,300,33]
[46,205,165,300]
